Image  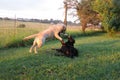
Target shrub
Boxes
[17,24,26,28]
[92,0,120,34]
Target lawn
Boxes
[0,20,120,80]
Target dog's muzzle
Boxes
[64,33,68,36]
[61,27,66,33]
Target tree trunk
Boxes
[64,2,67,26]
[81,20,87,33]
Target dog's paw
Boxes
[34,51,38,54]
[29,50,32,53]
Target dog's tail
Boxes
[23,34,38,41]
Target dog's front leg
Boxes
[54,33,63,41]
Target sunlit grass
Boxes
[0,20,120,80]
[0,21,50,48]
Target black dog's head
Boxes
[65,35,75,47]
[60,35,78,58]
[61,35,75,46]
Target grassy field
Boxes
[0,20,120,80]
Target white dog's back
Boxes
[24,23,66,53]
[23,24,66,40]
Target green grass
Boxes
[0,21,120,80]
[0,31,120,80]
[0,21,49,48]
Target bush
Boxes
[92,0,120,34]
[17,24,26,28]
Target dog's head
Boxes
[66,35,75,47]
[60,35,78,58]
[61,35,75,47]
[68,35,75,43]
[60,24,66,34]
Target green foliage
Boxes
[64,0,100,32]
[73,0,100,32]
[92,0,120,34]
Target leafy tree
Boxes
[76,0,100,32]
[64,0,99,32]
[63,0,78,26]
[92,0,120,34]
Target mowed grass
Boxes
[0,20,120,80]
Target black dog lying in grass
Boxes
[53,35,78,58]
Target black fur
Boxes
[54,36,78,58]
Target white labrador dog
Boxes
[23,24,66,54]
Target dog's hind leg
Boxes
[34,46,38,54]
[34,38,44,54]
[29,44,36,53]
[29,40,37,53]
[34,43,42,54]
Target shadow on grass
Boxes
[0,31,106,49]
[70,31,106,38]
[0,39,33,50]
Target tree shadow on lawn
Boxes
[69,31,106,38]
[0,31,105,49]
[77,39,120,56]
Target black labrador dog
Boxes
[53,35,78,58]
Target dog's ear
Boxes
[68,35,75,43]
[68,35,74,38]
[67,35,71,39]
[68,35,70,38]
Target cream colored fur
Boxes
[23,24,66,54]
